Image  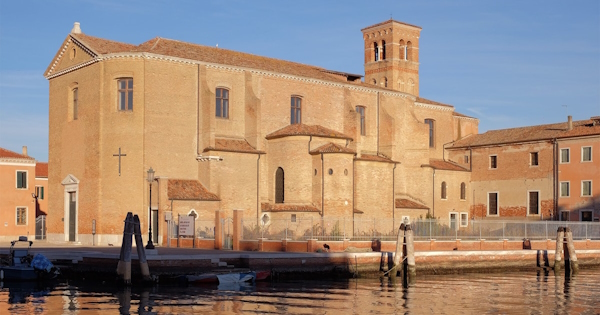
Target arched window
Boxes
[441,181,447,199]
[72,87,78,120]
[381,40,386,60]
[399,40,406,60]
[117,78,133,111]
[216,88,229,118]
[275,167,284,203]
[425,119,435,148]
[291,96,302,124]
[406,41,413,61]
[460,182,466,200]
[372,79,377,85]
[383,77,388,88]
[374,42,379,61]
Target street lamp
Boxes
[146,167,155,249]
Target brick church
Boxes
[45,19,502,245]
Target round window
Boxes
[328,169,333,175]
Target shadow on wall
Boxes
[564,195,600,222]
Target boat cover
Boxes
[30,254,54,272]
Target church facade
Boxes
[44,20,477,245]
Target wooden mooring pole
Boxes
[554,227,564,272]
[564,227,579,275]
[393,223,405,276]
[405,224,416,283]
[117,212,134,285]
[133,215,152,282]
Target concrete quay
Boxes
[2,241,600,282]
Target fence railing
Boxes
[241,218,600,241]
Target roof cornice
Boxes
[415,101,454,112]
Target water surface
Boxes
[1,268,599,314]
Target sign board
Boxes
[178,215,195,236]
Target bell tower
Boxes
[361,19,422,96]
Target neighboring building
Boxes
[44,20,477,245]
[0,146,48,241]
[448,116,600,221]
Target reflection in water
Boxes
[1,268,599,314]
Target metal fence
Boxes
[241,218,600,241]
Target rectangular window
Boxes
[488,192,498,215]
[460,212,468,227]
[35,186,44,200]
[464,155,469,163]
[291,96,302,124]
[449,212,458,231]
[560,182,570,197]
[16,207,27,225]
[216,88,229,118]
[560,148,569,163]
[356,106,366,136]
[291,214,296,223]
[581,210,593,222]
[425,119,435,148]
[582,181,592,197]
[560,211,569,221]
[118,78,133,111]
[489,155,497,169]
[16,171,27,189]
[528,191,539,215]
[530,152,538,166]
[582,146,592,162]
[73,87,78,120]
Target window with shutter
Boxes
[488,193,498,215]
[528,191,539,215]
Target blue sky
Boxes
[1,0,598,162]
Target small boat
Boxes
[0,236,59,281]
[186,270,270,285]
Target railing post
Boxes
[525,223,527,239]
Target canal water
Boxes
[1,268,599,314]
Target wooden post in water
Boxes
[564,227,578,274]
[117,212,133,282]
[133,215,152,282]
[393,223,405,276]
[405,224,416,281]
[554,227,564,272]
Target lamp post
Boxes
[146,167,155,249]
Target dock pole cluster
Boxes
[388,223,416,285]
[554,227,578,275]
[116,212,152,285]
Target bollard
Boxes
[133,215,152,282]
[564,227,579,274]
[393,223,405,276]
[554,227,564,272]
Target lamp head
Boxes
[147,167,155,183]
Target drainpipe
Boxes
[257,153,261,225]
[352,157,355,235]
[308,136,313,154]
[392,162,398,229]
[442,140,454,162]
[321,153,324,218]
[432,168,436,218]
[376,91,380,155]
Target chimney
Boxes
[22,146,28,156]
[567,116,573,131]
[71,22,82,34]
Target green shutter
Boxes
[41,186,44,200]
[17,172,23,188]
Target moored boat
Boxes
[0,237,59,281]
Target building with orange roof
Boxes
[0,146,48,241]
[448,116,600,222]
[44,20,482,245]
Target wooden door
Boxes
[69,192,76,242]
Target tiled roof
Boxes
[453,111,477,119]
[36,163,48,178]
[128,37,351,83]
[167,179,220,201]
[72,33,136,55]
[451,119,600,148]
[423,159,469,172]
[415,97,454,108]
[266,124,353,140]
[203,139,264,154]
[310,143,356,155]
[395,198,429,209]
[361,19,422,31]
[0,147,34,160]
[355,154,397,163]
[261,203,320,213]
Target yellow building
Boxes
[44,20,477,245]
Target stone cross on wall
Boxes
[113,147,127,176]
